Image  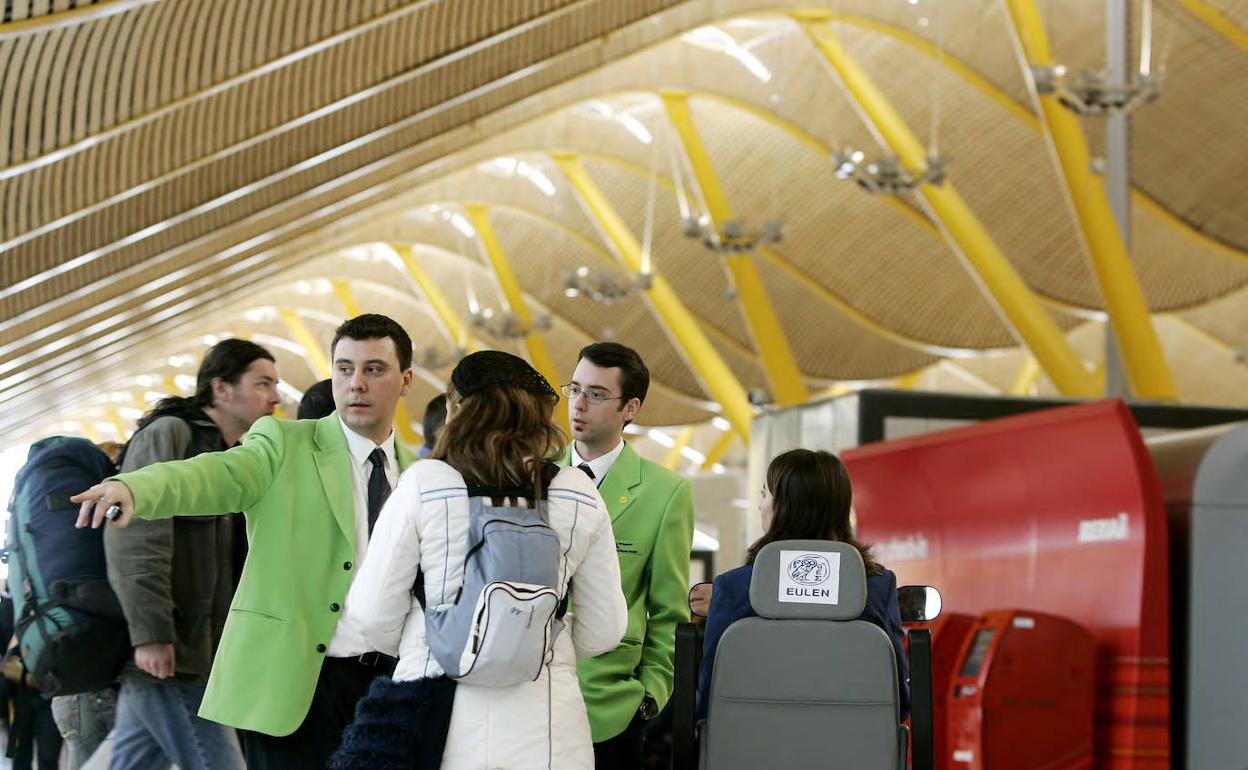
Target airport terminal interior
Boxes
[1,0,1247,768]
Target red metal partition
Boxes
[843,400,1170,769]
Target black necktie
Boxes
[577,463,595,480]
[367,448,391,535]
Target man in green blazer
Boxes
[75,314,418,770]
[563,342,695,770]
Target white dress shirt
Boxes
[326,417,398,657]
[570,439,626,487]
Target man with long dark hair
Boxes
[563,342,695,769]
[88,338,279,770]
[73,314,420,770]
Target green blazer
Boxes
[571,443,695,741]
[114,413,416,736]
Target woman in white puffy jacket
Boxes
[331,350,627,770]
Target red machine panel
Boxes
[948,610,1095,770]
[843,400,1170,769]
[906,612,976,770]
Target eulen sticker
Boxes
[778,550,840,604]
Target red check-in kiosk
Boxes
[906,613,977,770]
[948,610,1095,770]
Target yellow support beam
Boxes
[1009,355,1042,396]
[393,402,422,448]
[552,152,755,441]
[1003,0,1177,401]
[106,405,129,442]
[662,427,695,471]
[79,420,103,444]
[660,90,809,407]
[1171,0,1248,56]
[460,205,567,432]
[163,374,181,396]
[817,382,854,400]
[700,428,736,472]
[461,205,560,380]
[132,390,151,412]
[278,309,331,379]
[390,243,477,353]
[332,279,361,317]
[895,369,925,390]
[797,13,1099,398]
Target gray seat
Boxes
[701,539,905,770]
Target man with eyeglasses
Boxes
[562,342,695,770]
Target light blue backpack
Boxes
[424,466,569,687]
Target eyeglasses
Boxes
[560,383,626,405]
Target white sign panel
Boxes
[778,550,840,605]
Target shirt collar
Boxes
[571,438,625,484]
[338,415,397,471]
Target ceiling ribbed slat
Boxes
[0,1,586,282]
[0,1,686,423]
[0,0,601,290]
[2,0,1247,438]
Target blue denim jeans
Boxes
[109,679,244,770]
[51,689,117,769]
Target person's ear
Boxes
[400,368,413,398]
[211,376,231,403]
[621,397,641,422]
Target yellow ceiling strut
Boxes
[552,151,754,442]
[700,428,736,472]
[895,369,924,390]
[326,282,421,447]
[461,204,568,432]
[796,13,1098,398]
[332,279,361,317]
[106,405,129,442]
[79,420,103,444]
[163,374,182,396]
[278,309,331,379]
[389,243,478,353]
[1003,0,1177,401]
[1170,0,1248,56]
[1009,355,1042,396]
[660,89,810,408]
[662,427,695,470]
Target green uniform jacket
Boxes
[571,443,695,741]
[114,414,416,736]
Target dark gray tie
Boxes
[577,462,595,480]
[367,448,391,535]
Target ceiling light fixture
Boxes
[414,344,466,370]
[468,307,551,340]
[681,214,783,253]
[562,266,651,304]
[832,147,948,194]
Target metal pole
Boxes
[1104,0,1132,398]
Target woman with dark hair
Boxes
[332,351,627,769]
[695,449,908,720]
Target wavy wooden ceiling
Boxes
[1,0,1246,447]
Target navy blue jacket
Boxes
[697,562,910,721]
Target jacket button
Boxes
[330,603,340,612]
[343,561,353,571]
[316,644,326,653]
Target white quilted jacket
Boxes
[347,459,627,769]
